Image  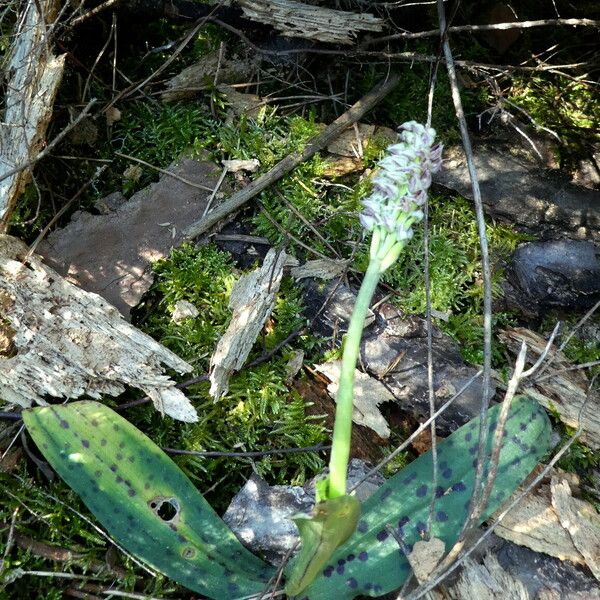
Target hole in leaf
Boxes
[148,497,180,523]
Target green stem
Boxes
[327,252,383,498]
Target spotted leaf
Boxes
[23,401,275,599]
[296,396,552,599]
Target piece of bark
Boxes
[0,0,65,228]
[183,73,401,239]
[551,475,600,580]
[0,235,196,422]
[219,85,264,118]
[447,554,530,600]
[493,479,586,565]
[314,360,393,438]
[326,123,396,157]
[161,49,255,102]
[39,157,221,319]
[290,258,349,281]
[435,144,600,241]
[209,248,287,398]
[496,327,600,449]
[238,0,383,45]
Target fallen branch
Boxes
[183,73,401,239]
[365,17,600,45]
[238,0,383,45]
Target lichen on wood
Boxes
[0,235,197,422]
[238,0,383,45]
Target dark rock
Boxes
[223,459,383,565]
[506,240,600,315]
[303,279,494,433]
[435,144,600,242]
[302,278,376,340]
[361,322,493,433]
[494,537,600,599]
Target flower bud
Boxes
[359,121,443,242]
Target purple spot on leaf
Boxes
[403,472,417,485]
[359,551,369,561]
[347,577,358,589]
[377,530,389,542]
[435,486,445,498]
[436,511,448,522]
[336,564,345,575]
[452,481,466,492]
[357,520,368,533]
[416,484,428,498]
[347,554,355,562]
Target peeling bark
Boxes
[238,0,383,45]
[0,236,196,422]
[497,327,600,449]
[0,0,65,229]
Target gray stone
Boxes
[506,240,600,314]
[303,279,493,432]
[39,157,222,319]
[223,459,384,564]
[494,537,600,600]
[435,144,600,242]
[361,323,493,433]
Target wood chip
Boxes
[0,0,65,227]
[448,554,529,600]
[290,259,349,281]
[493,476,586,566]
[408,538,446,582]
[551,475,600,580]
[0,235,196,422]
[210,248,287,398]
[314,360,392,438]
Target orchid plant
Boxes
[20,123,552,600]
[285,122,444,593]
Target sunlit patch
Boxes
[68,452,85,462]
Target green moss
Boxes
[509,74,600,172]
[0,469,179,597]
[132,243,326,508]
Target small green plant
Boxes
[133,243,326,502]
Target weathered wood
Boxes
[0,0,65,229]
[496,327,600,449]
[209,248,287,398]
[238,0,383,45]
[184,73,401,239]
[0,235,197,422]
